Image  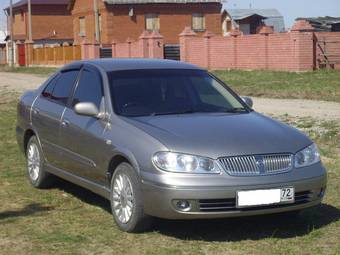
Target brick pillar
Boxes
[148,31,164,59]
[230,29,242,69]
[126,38,133,58]
[179,27,197,62]
[81,39,100,60]
[24,40,34,66]
[203,31,214,69]
[111,39,117,58]
[15,41,21,66]
[139,31,150,58]
[291,20,315,71]
[259,26,274,70]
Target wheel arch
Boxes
[107,152,140,183]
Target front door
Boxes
[18,44,25,66]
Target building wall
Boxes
[31,5,73,41]
[12,11,27,40]
[72,2,222,44]
[9,4,73,43]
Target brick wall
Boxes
[180,21,340,72]
[72,2,222,45]
[32,5,73,41]
[10,4,73,42]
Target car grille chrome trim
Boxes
[218,154,293,176]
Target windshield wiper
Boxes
[150,109,194,116]
[219,107,248,113]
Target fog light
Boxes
[175,200,191,212]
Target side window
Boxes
[51,70,79,105]
[72,69,103,109]
[42,75,59,98]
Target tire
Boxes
[110,162,152,233]
[26,136,54,188]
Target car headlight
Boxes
[152,152,220,174]
[295,143,321,168]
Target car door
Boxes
[32,70,80,168]
[58,66,110,184]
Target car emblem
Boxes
[255,156,265,174]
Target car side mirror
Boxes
[74,102,101,118]
[242,97,253,108]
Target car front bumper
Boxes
[141,163,327,220]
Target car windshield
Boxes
[108,69,248,117]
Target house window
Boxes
[192,13,205,31]
[145,14,160,31]
[79,17,86,36]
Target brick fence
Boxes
[180,20,340,71]
[16,20,340,72]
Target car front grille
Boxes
[218,154,293,176]
[199,191,313,212]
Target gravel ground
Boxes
[1,72,340,120]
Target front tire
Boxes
[26,136,54,188]
[110,162,152,233]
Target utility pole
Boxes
[94,0,100,43]
[9,0,14,67]
[28,0,32,42]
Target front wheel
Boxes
[110,162,152,232]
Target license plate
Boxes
[237,187,294,208]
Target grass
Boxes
[212,69,340,102]
[0,91,339,255]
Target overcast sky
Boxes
[1,0,340,32]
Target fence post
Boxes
[62,42,69,64]
[179,27,197,62]
[111,39,117,58]
[139,31,150,58]
[81,39,100,60]
[230,29,242,69]
[258,26,274,70]
[126,38,133,58]
[148,31,164,59]
[203,31,214,69]
[291,20,315,71]
[24,40,34,66]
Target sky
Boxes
[0,0,340,32]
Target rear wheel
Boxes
[110,162,152,232]
[26,136,54,188]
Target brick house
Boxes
[4,0,73,44]
[69,0,223,45]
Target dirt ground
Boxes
[1,71,340,120]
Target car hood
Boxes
[123,112,312,159]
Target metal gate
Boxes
[100,47,112,58]
[315,37,340,69]
[164,44,180,61]
[18,44,25,66]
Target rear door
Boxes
[32,70,80,168]
[58,66,110,184]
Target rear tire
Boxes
[110,162,152,233]
[26,136,54,188]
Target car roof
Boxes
[60,58,203,72]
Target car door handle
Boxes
[61,120,70,127]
